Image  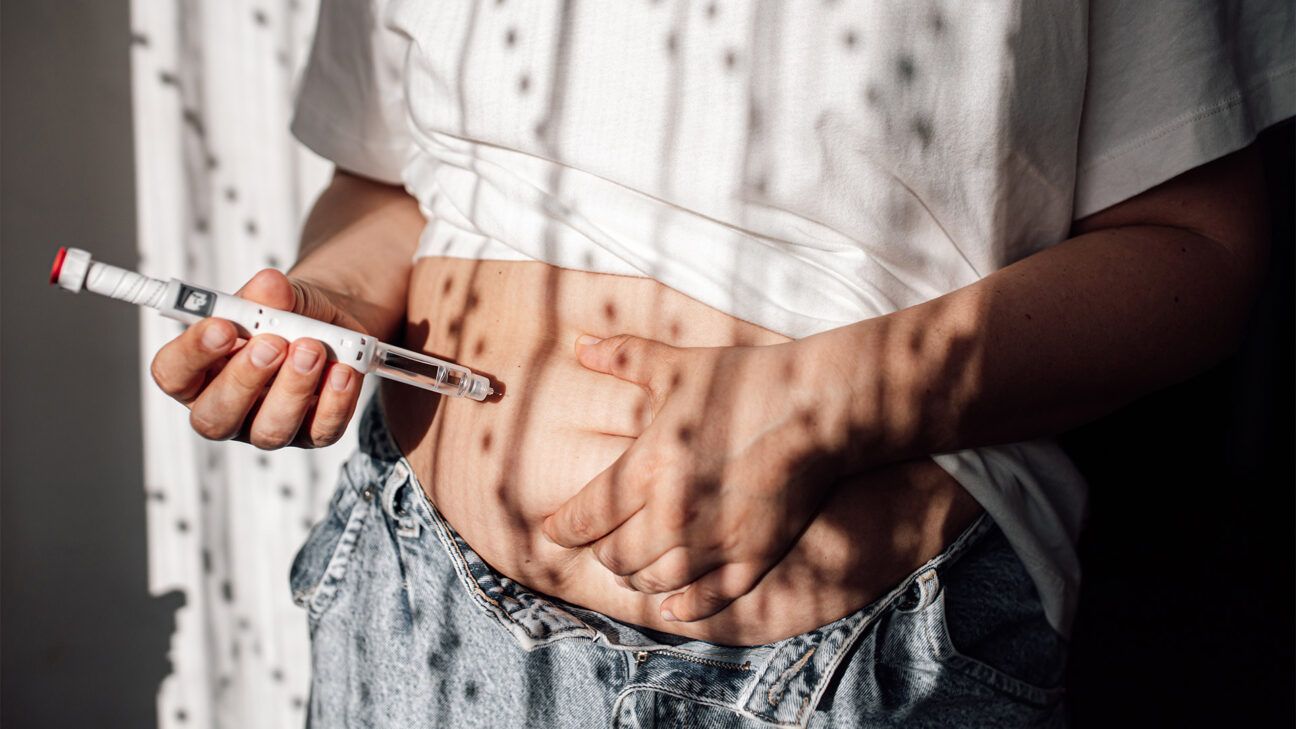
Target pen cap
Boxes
[50,247,92,292]
[51,247,170,308]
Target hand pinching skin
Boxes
[543,333,856,623]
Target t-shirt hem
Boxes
[931,443,1086,637]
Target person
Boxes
[148,1,1292,726]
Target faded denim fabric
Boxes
[290,397,1068,728]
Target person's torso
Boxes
[379,0,1088,640]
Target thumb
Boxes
[575,333,675,389]
[234,269,343,326]
[233,268,297,311]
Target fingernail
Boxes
[660,609,677,622]
[250,340,282,368]
[292,346,320,373]
[201,325,232,351]
[577,334,602,347]
[328,366,351,391]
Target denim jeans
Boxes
[291,396,1068,728]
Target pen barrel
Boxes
[84,262,169,307]
[157,279,379,372]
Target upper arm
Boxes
[1071,143,1270,294]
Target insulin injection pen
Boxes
[49,247,495,401]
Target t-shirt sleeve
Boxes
[1073,0,1295,219]
[290,0,413,186]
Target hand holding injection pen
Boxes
[149,269,371,449]
[51,247,496,450]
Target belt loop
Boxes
[914,568,941,611]
[382,462,422,538]
[381,461,409,519]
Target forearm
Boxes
[817,225,1262,461]
[287,169,423,341]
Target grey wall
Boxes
[2,1,176,727]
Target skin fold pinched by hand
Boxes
[382,257,982,645]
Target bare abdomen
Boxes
[380,257,980,646]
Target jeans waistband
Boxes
[352,394,996,728]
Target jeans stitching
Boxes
[924,588,1062,706]
[766,647,816,707]
[614,685,799,729]
[307,496,372,625]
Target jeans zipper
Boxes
[634,649,753,672]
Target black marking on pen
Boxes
[176,285,216,316]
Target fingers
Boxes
[246,339,327,449]
[575,334,674,393]
[623,546,724,596]
[151,269,366,451]
[295,362,362,447]
[188,333,287,440]
[150,318,240,406]
[181,333,361,449]
[659,562,767,623]
[542,457,647,548]
[588,510,676,578]
[592,510,725,592]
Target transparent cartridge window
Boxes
[371,343,493,401]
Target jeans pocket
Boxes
[882,520,1068,710]
[922,580,1064,707]
[289,464,371,625]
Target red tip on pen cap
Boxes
[50,246,68,285]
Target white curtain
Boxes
[129,2,364,727]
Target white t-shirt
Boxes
[291,0,1294,635]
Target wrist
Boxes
[286,171,420,343]
[797,315,948,469]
